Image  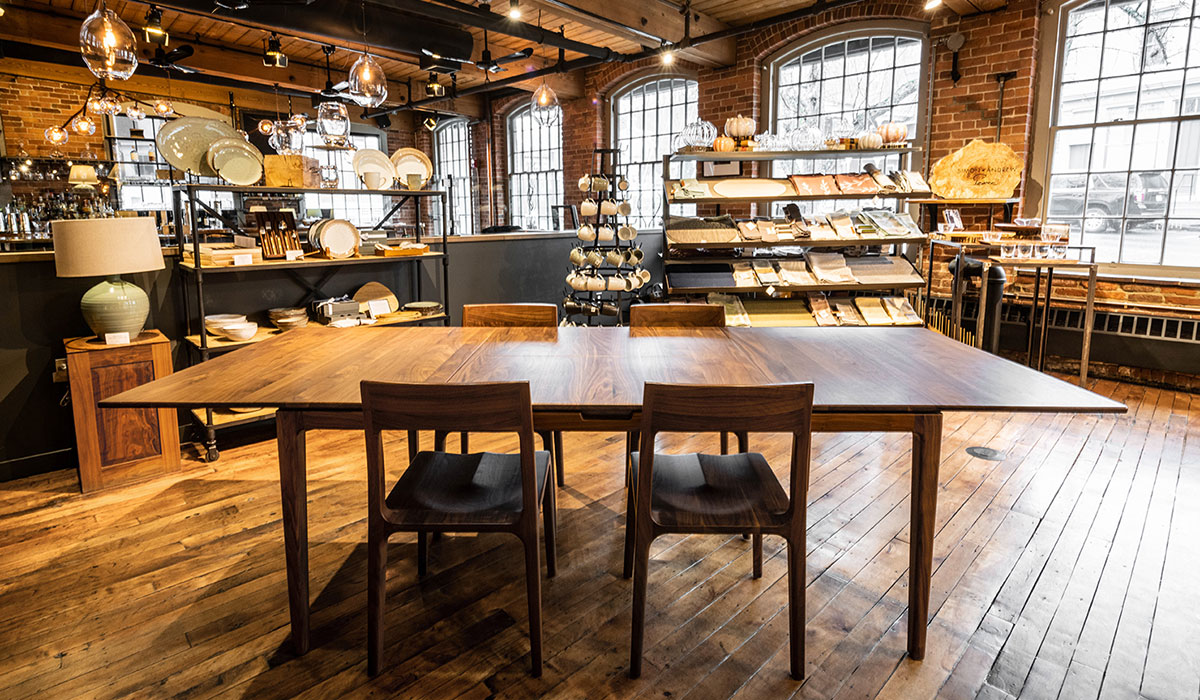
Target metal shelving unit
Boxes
[172,182,449,461]
[659,148,930,325]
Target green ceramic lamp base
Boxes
[80,275,150,338]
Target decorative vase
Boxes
[80,275,150,337]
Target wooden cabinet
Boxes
[65,331,180,492]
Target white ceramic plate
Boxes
[208,139,263,186]
[318,219,360,258]
[389,147,432,189]
[353,148,395,189]
[156,117,243,176]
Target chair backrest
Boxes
[462,303,558,328]
[628,303,725,328]
[637,382,815,521]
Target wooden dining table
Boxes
[104,324,1125,663]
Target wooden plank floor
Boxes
[1,378,1197,699]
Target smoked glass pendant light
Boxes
[79,0,138,81]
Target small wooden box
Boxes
[264,154,320,188]
[65,331,181,492]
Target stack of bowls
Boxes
[204,314,246,335]
[269,307,309,331]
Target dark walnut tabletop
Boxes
[103,325,1126,415]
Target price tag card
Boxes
[285,250,304,261]
[366,299,390,318]
[103,332,131,345]
[232,253,254,266]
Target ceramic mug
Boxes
[586,274,606,292]
[562,296,582,313]
[569,246,586,266]
[597,225,615,242]
[607,275,626,291]
[625,247,645,265]
[600,302,620,316]
[600,199,618,216]
[638,268,652,284]
[617,177,629,191]
[577,224,596,241]
[591,175,609,192]
[580,198,598,217]
[618,224,637,241]
[627,272,643,289]
[617,200,632,216]
[586,249,605,267]
[605,249,624,266]
[567,272,587,290]
[577,174,592,192]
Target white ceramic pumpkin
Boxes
[877,122,908,144]
[724,114,757,139]
[857,131,884,149]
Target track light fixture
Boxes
[143,5,168,47]
[423,114,439,131]
[508,0,521,19]
[661,47,675,65]
[263,33,288,68]
[425,72,446,98]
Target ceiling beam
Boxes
[521,0,736,67]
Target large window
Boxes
[302,130,388,228]
[507,104,564,230]
[767,29,926,215]
[1044,0,1200,266]
[434,119,475,235]
[612,76,699,228]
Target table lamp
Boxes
[52,217,165,338]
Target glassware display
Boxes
[1017,243,1033,258]
[316,102,350,147]
[268,123,305,155]
[787,121,824,150]
[79,0,138,81]
[348,52,387,108]
[681,120,717,149]
[319,164,339,189]
[1000,243,1016,258]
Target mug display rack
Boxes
[563,148,649,326]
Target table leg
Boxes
[1026,267,1042,366]
[975,261,990,349]
[908,412,942,660]
[1038,268,1054,371]
[276,409,310,655]
[1081,266,1097,384]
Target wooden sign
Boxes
[930,139,1024,200]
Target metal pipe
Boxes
[370,0,617,60]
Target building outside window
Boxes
[767,28,926,216]
[507,104,564,230]
[434,118,475,236]
[611,76,699,228]
[1043,0,1200,266]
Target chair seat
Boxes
[631,451,789,531]
[385,450,551,528]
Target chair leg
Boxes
[787,536,805,680]
[433,431,447,452]
[417,531,428,577]
[736,431,749,452]
[623,431,637,579]
[367,525,388,676]
[460,431,469,453]
[543,476,557,578]
[406,430,419,461]
[554,430,565,487]
[522,530,544,677]
[720,432,729,454]
[752,532,763,579]
[629,524,652,678]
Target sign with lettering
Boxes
[930,140,1024,200]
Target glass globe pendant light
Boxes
[125,104,146,120]
[72,115,97,136]
[79,0,138,81]
[348,52,387,108]
[530,79,559,127]
[44,125,70,147]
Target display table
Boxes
[65,330,181,492]
[103,325,1124,662]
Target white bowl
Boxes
[205,313,246,335]
[220,321,258,341]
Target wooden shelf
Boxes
[669,147,920,162]
[908,198,1020,205]
[179,251,442,273]
[185,312,446,351]
[665,180,929,204]
[191,406,276,428]
[666,277,926,295]
[174,184,445,197]
[664,234,927,251]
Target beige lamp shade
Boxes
[67,164,100,187]
[52,217,165,278]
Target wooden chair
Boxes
[627,302,725,328]
[628,382,814,681]
[623,302,745,577]
[362,380,556,678]
[443,303,566,488]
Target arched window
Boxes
[507,104,564,230]
[1042,0,1200,266]
[434,118,475,235]
[612,75,699,228]
[767,26,927,214]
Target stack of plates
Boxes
[156,117,246,178]
[206,138,263,186]
[352,149,396,190]
[403,301,443,316]
[307,219,360,259]
[390,148,433,189]
[268,307,309,330]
